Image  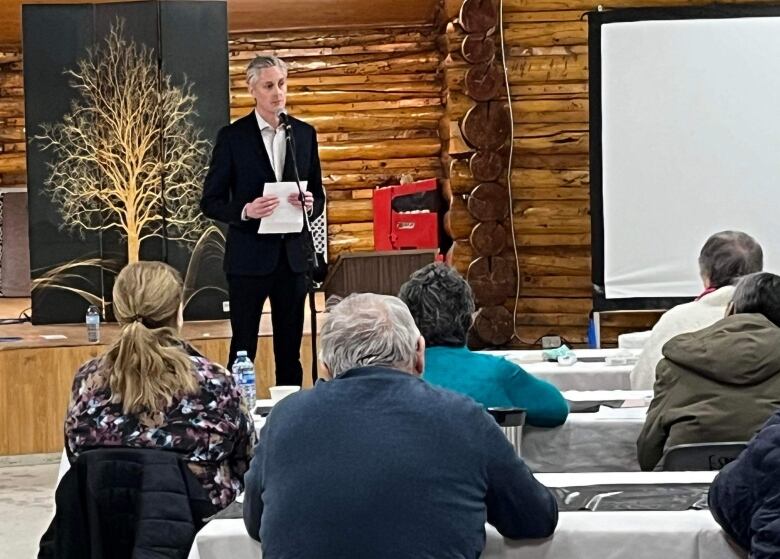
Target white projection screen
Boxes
[589,6,780,311]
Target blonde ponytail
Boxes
[102,261,198,414]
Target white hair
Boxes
[246,55,288,85]
[319,293,420,377]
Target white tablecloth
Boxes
[188,471,745,559]
[483,348,642,363]
[481,349,638,391]
[520,361,633,391]
[523,407,647,472]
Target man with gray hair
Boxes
[630,230,763,390]
[243,293,558,558]
[201,54,325,384]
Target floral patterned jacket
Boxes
[64,343,255,509]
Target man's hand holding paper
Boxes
[288,190,313,210]
[245,195,280,219]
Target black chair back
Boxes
[659,441,747,471]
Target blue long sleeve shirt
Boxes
[423,346,569,428]
[243,366,558,558]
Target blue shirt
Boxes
[243,366,558,558]
[423,346,569,427]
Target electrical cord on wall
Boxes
[497,0,536,346]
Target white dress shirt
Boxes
[255,110,286,181]
[242,111,287,221]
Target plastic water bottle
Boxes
[232,351,256,410]
[86,305,101,343]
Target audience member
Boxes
[399,263,568,427]
[630,230,763,390]
[637,272,780,471]
[243,293,558,558]
[64,261,254,509]
[709,410,780,558]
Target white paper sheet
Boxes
[257,181,308,234]
[563,390,653,402]
[594,405,648,420]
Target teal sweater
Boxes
[423,346,569,428]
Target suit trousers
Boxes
[227,253,307,387]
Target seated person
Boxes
[709,411,780,558]
[242,293,558,558]
[399,262,568,427]
[630,230,763,390]
[637,272,780,471]
[64,261,254,510]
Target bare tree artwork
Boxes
[35,20,211,263]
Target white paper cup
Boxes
[269,385,300,404]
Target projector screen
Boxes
[589,6,780,311]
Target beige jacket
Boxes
[629,286,735,390]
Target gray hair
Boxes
[319,293,420,377]
[246,55,288,85]
[398,263,474,347]
[698,231,763,289]
[731,272,780,327]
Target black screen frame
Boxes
[588,4,780,312]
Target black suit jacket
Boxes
[200,112,325,275]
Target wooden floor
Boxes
[0,295,325,456]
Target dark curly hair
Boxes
[398,263,474,347]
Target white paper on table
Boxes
[563,390,652,402]
[594,405,648,420]
[257,181,308,234]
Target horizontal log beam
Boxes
[307,110,443,133]
[232,88,441,107]
[0,152,25,174]
[230,41,436,59]
[324,169,441,191]
[513,153,589,169]
[317,129,439,143]
[229,53,441,77]
[502,0,759,11]
[229,28,434,49]
[326,199,375,224]
[318,138,441,161]
[0,126,24,142]
[321,156,442,173]
[502,22,587,48]
[0,96,23,118]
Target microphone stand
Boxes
[280,113,320,387]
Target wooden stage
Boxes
[0,296,325,456]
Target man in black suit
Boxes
[201,55,325,385]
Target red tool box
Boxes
[372,178,439,251]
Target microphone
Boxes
[276,109,291,130]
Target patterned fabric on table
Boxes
[64,343,255,509]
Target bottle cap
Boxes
[237,350,248,357]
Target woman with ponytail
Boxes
[64,261,254,509]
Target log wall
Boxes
[443,0,780,346]
[228,27,446,261]
[0,49,24,190]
